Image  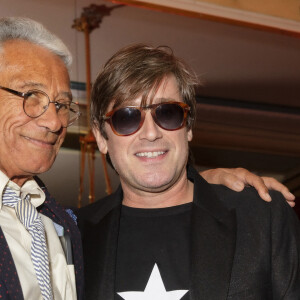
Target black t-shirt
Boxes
[115,202,192,299]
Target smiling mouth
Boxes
[136,151,166,158]
[23,136,57,146]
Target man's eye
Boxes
[26,92,35,97]
[56,101,70,110]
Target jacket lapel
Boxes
[188,167,236,300]
[0,226,24,299]
[38,186,84,300]
[80,186,123,300]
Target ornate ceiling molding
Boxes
[112,0,300,37]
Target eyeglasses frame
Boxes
[103,101,190,136]
[0,85,80,127]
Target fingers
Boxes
[200,168,245,192]
[200,168,296,207]
[261,177,295,207]
[286,200,296,208]
[254,185,272,202]
[201,167,272,201]
[234,168,272,202]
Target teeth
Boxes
[136,151,165,158]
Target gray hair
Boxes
[0,17,72,70]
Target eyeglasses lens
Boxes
[24,91,48,118]
[111,107,142,135]
[24,91,80,127]
[155,103,184,130]
[67,102,81,126]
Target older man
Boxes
[0,17,83,299]
[78,44,300,299]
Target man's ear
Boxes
[187,129,193,142]
[92,127,108,154]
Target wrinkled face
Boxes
[94,74,193,194]
[0,40,71,184]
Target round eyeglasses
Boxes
[103,101,190,136]
[0,86,80,127]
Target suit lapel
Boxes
[188,167,236,300]
[38,187,84,300]
[80,187,122,300]
[0,226,24,299]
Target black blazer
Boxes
[0,183,84,300]
[78,166,300,299]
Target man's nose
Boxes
[138,111,163,141]
[35,103,63,132]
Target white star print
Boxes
[117,263,188,300]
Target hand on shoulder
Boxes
[201,168,295,207]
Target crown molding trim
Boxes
[113,0,300,37]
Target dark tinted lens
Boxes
[111,107,141,135]
[155,103,184,130]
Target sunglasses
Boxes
[102,101,190,136]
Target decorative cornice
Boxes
[112,0,300,37]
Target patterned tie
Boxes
[2,186,53,300]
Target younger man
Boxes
[79,44,300,299]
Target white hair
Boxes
[0,17,72,70]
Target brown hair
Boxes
[91,43,198,139]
